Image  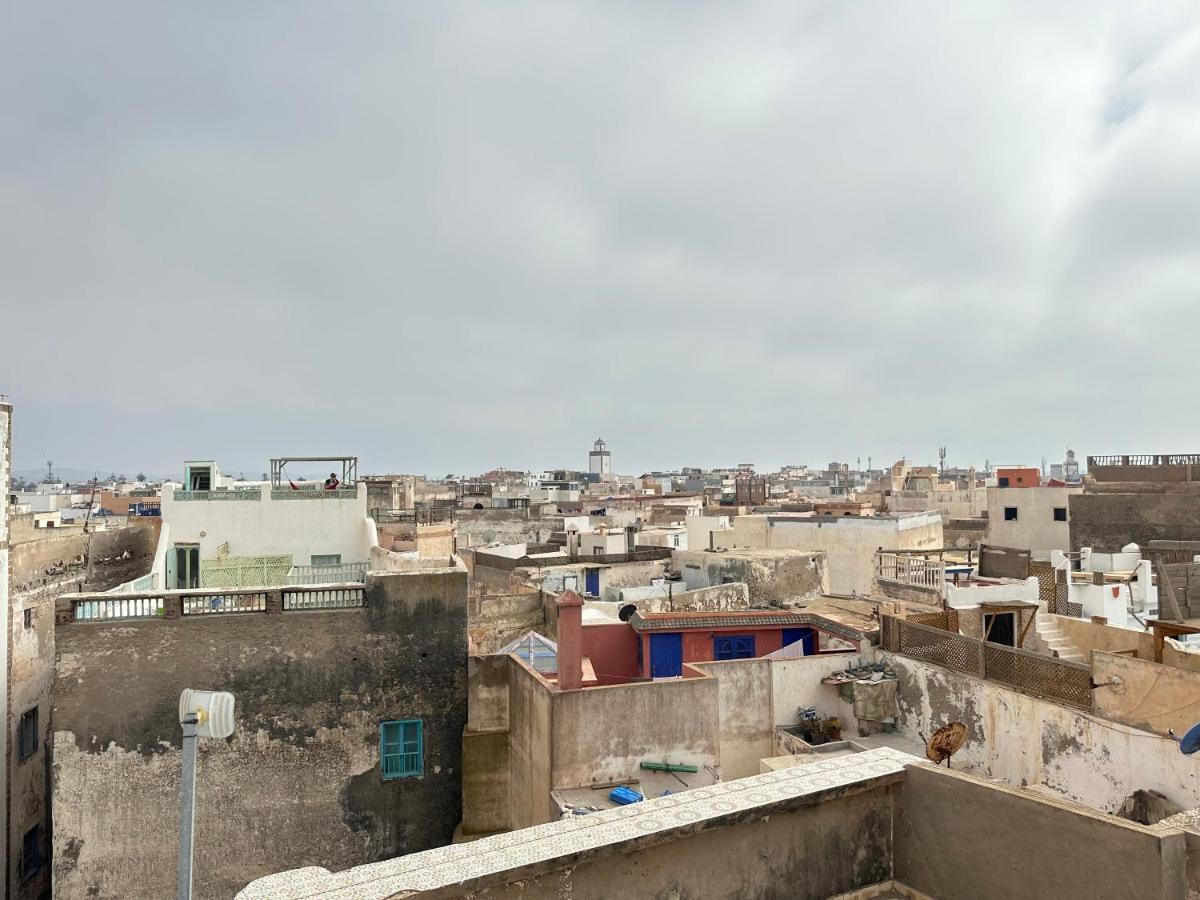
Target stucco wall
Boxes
[159,483,371,565]
[52,570,468,900]
[1093,651,1200,738]
[985,486,1079,558]
[550,674,720,789]
[721,513,942,595]
[886,652,1200,814]
[672,549,828,605]
[895,764,1187,900]
[506,658,555,830]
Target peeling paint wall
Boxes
[1093,651,1200,738]
[51,570,468,900]
[672,549,828,605]
[886,652,1200,815]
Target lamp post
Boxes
[177,690,235,900]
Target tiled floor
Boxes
[238,746,922,900]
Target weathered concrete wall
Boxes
[692,654,863,779]
[463,783,894,900]
[455,511,563,549]
[723,513,942,595]
[468,589,544,654]
[1051,615,1158,661]
[550,674,720,789]
[1093,651,1200,738]
[886,652,1200,815]
[10,520,159,595]
[506,658,554,830]
[873,578,942,607]
[985,486,1079,558]
[52,570,468,900]
[895,764,1187,900]
[943,516,987,549]
[673,549,828,605]
[1070,491,1200,552]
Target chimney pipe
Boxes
[555,589,585,691]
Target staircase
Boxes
[1033,613,1086,664]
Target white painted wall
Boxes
[944,577,1039,610]
[159,482,372,565]
[887,652,1200,814]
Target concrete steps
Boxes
[1034,614,1086,663]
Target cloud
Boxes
[3,1,1200,474]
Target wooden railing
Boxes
[880,615,1092,710]
[876,552,945,590]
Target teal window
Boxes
[381,719,422,779]
[311,554,342,566]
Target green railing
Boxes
[271,487,358,500]
[175,489,262,501]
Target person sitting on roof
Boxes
[323,472,340,490]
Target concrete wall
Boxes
[159,482,371,566]
[672,549,828,605]
[10,520,159,595]
[506,658,555,829]
[1070,491,1200,552]
[455,510,563,548]
[895,764,1187,900]
[887,652,1200,815]
[720,513,942,595]
[550,674,720,789]
[691,654,863,780]
[466,782,894,900]
[985,486,1080,558]
[468,588,545,654]
[1092,651,1200,738]
[52,569,468,900]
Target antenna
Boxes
[924,722,967,767]
[938,446,946,476]
[45,460,55,483]
[1168,723,1200,756]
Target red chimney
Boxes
[555,590,585,691]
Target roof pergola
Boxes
[269,456,357,488]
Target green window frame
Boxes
[381,719,422,779]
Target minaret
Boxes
[588,438,611,477]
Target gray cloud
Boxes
[3,2,1200,475]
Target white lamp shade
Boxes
[179,689,236,739]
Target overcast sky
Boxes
[4,3,1200,477]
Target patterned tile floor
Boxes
[238,746,921,899]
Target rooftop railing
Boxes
[59,582,366,623]
[876,552,945,591]
[1088,455,1200,467]
[880,615,1092,710]
[271,487,358,500]
[174,488,262,501]
[370,507,456,525]
[287,562,369,584]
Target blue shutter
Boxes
[381,719,423,779]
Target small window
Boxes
[23,608,32,629]
[381,719,423,779]
[310,554,342,567]
[593,547,605,556]
[714,635,755,660]
[21,826,41,880]
[998,477,1010,488]
[1004,507,1018,521]
[1053,507,1067,522]
[19,708,38,761]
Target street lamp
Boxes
[177,689,235,900]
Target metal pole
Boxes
[178,718,198,900]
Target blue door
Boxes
[585,568,600,596]
[782,627,817,655]
[650,633,683,678]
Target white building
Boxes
[157,456,373,588]
[985,484,1083,559]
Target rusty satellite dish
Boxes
[925,722,967,767]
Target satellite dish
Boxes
[925,722,968,768]
[1169,723,1200,755]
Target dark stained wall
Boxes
[1070,492,1200,552]
[51,569,468,900]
